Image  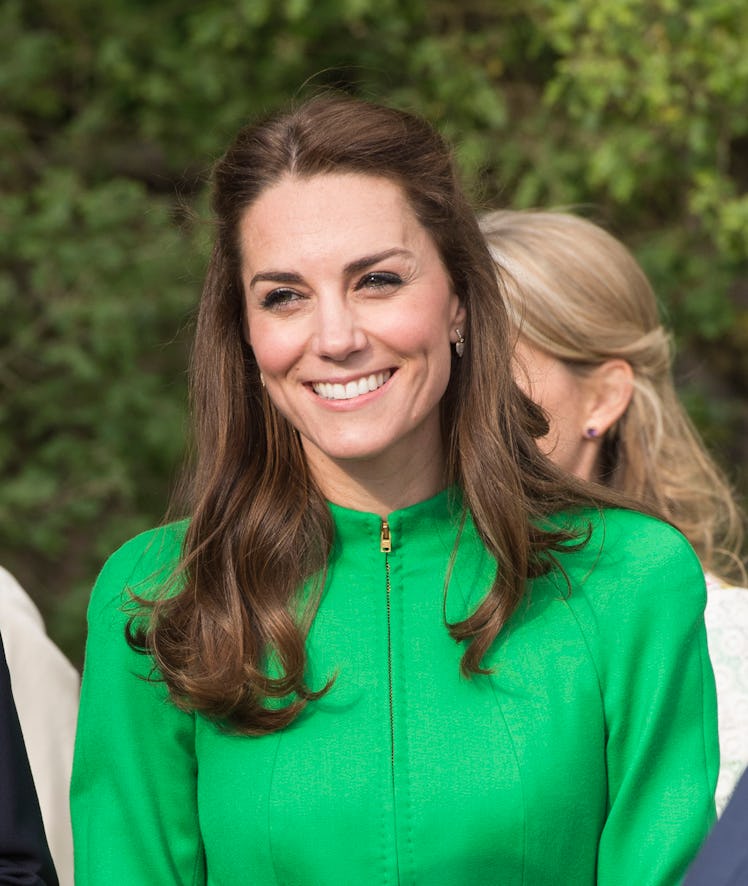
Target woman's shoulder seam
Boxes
[89,520,188,615]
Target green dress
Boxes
[71,492,718,884]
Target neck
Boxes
[305,443,448,518]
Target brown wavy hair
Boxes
[481,208,746,583]
[130,96,634,735]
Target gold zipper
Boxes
[380,520,392,553]
[381,520,395,775]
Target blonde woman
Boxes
[481,208,747,813]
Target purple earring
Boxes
[584,427,598,439]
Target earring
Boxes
[454,328,465,358]
[584,427,598,439]
[259,372,266,388]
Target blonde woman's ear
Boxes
[583,359,634,436]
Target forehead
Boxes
[238,173,429,268]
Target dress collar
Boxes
[327,487,463,551]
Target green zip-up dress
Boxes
[71,492,718,884]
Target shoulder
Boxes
[0,566,78,693]
[0,565,44,633]
[88,521,188,621]
[544,507,706,626]
[559,505,700,558]
[705,572,748,599]
[705,573,748,627]
[555,506,702,584]
[97,521,187,578]
[534,509,712,723]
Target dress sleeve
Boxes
[586,515,719,885]
[70,529,206,885]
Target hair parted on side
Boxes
[129,96,634,735]
[480,208,746,583]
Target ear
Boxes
[448,296,467,337]
[583,359,634,436]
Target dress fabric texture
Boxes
[704,573,748,814]
[71,493,718,885]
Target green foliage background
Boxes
[2,0,746,664]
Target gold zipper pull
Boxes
[380,520,392,553]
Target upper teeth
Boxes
[313,371,391,401]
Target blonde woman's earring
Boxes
[455,328,465,358]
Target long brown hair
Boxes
[130,96,633,735]
[481,208,746,583]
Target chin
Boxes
[321,444,391,463]
[302,434,396,466]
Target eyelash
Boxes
[259,271,403,310]
[260,288,302,309]
[355,271,403,291]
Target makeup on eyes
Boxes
[258,266,410,311]
[260,288,304,310]
[355,271,403,291]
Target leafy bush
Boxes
[2,0,745,662]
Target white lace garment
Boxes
[704,573,748,814]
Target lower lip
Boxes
[307,373,395,409]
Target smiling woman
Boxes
[242,173,464,497]
[71,96,718,885]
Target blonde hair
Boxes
[481,208,746,583]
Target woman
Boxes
[72,97,717,884]
[481,208,747,813]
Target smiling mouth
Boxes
[312,370,392,401]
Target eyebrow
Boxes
[249,270,303,288]
[249,248,412,289]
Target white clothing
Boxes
[704,573,748,815]
[0,565,79,886]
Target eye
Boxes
[356,271,403,292]
[260,288,304,310]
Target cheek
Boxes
[386,296,454,355]
[529,370,584,442]
[392,322,449,356]
[246,316,300,378]
[539,377,575,421]
[540,377,587,450]
[511,359,532,397]
[524,359,574,419]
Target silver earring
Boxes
[454,328,465,358]
[259,371,266,388]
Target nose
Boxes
[312,296,367,361]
